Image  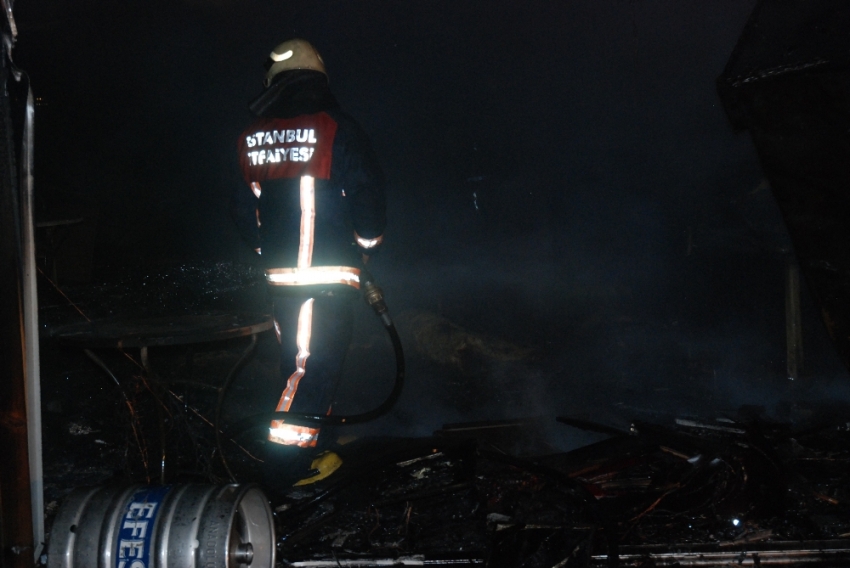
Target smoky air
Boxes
[15,0,850,527]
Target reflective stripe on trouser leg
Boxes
[269,298,320,447]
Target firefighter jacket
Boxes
[232,71,386,293]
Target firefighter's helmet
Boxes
[264,39,327,87]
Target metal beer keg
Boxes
[48,484,275,568]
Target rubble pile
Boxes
[270,417,850,567]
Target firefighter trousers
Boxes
[268,291,354,448]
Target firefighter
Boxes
[231,39,386,488]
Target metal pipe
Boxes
[20,84,43,561]
[0,41,35,568]
[785,259,803,380]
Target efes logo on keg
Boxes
[115,486,172,568]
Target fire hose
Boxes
[216,267,405,478]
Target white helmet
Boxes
[264,38,327,87]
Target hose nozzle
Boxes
[361,268,392,327]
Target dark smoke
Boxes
[18,0,850,455]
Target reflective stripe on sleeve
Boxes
[354,232,384,250]
[265,266,361,289]
[250,181,262,198]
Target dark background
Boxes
[15,0,850,450]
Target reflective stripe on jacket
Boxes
[232,75,386,290]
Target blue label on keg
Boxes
[115,486,172,568]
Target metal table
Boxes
[52,311,273,483]
[53,311,273,349]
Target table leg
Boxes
[141,346,169,485]
[84,348,152,483]
[215,333,259,483]
[84,348,124,392]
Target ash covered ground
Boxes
[37,256,850,565]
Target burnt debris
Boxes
[262,416,850,567]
